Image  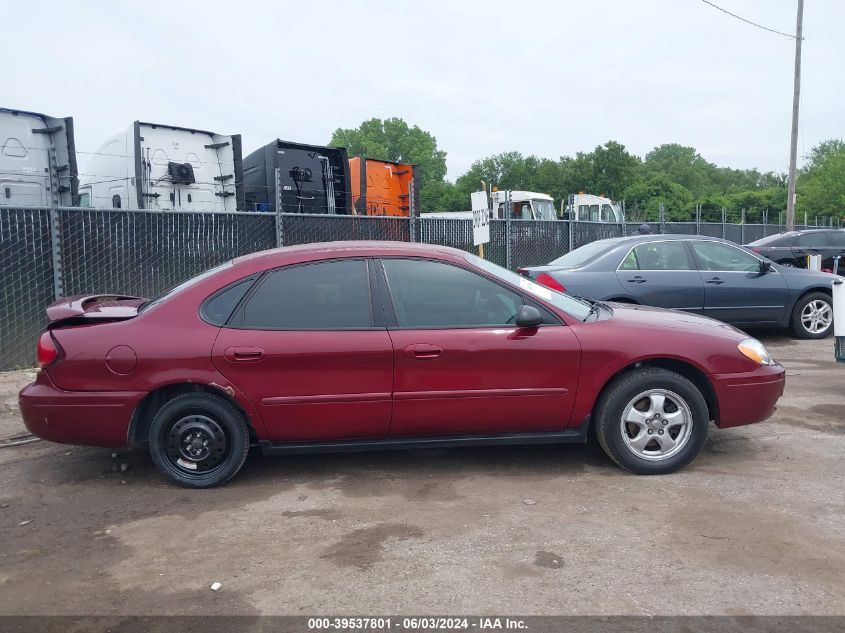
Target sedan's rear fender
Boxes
[127,372,270,446]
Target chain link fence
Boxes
[0,205,833,369]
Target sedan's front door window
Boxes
[382,259,522,328]
[691,241,760,272]
[795,232,830,248]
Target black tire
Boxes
[790,291,833,339]
[594,368,709,475]
[148,393,250,488]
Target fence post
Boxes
[47,146,64,299]
[621,200,627,236]
[696,204,701,235]
[567,193,574,252]
[505,190,512,269]
[721,207,726,239]
[274,167,284,247]
[741,208,746,244]
[659,203,665,234]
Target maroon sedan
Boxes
[20,242,785,487]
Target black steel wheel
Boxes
[148,393,250,488]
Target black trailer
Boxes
[243,140,352,214]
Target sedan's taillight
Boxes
[37,332,58,369]
[750,247,762,254]
[536,273,566,293]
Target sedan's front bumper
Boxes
[19,370,145,448]
[711,363,786,428]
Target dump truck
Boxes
[78,121,243,211]
[0,107,78,207]
[243,140,352,214]
[349,157,419,216]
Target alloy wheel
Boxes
[800,299,832,335]
[620,389,693,461]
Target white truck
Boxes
[0,107,78,207]
[78,121,243,211]
[563,193,624,223]
[426,190,557,220]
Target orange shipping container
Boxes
[349,157,419,217]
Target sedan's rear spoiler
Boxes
[46,294,147,327]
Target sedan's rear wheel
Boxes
[595,368,709,474]
[148,393,250,488]
[791,292,833,339]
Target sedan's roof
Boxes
[233,240,465,266]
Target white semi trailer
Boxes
[78,121,243,211]
[0,107,78,207]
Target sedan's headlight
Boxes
[738,338,774,365]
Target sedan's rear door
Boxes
[212,258,393,443]
[614,240,704,312]
[689,240,788,325]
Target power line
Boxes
[699,0,798,39]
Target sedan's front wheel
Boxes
[148,393,250,488]
[594,368,709,474]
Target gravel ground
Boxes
[0,331,843,616]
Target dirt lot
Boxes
[0,331,843,616]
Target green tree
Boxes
[797,139,845,220]
[329,117,448,210]
[621,174,693,220]
[642,144,713,196]
[585,141,641,199]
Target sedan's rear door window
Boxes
[619,242,692,270]
[238,259,373,329]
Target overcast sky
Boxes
[3,0,842,179]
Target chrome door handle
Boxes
[705,278,724,285]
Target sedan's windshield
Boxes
[548,240,615,268]
[139,261,233,313]
[465,253,592,321]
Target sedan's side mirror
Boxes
[515,305,542,328]
[759,259,772,273]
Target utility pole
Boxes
[785,0,804,231]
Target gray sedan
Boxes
[520,235,836,339]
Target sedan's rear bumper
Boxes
[19,371,144,448]
[711,363,786,428]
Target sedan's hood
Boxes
[776,265,840,285]
[605,301,747,339]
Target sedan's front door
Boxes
[378,258,581,437]
[689,240,788,325]
[614,240,704,312]
[212,259,393,442]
